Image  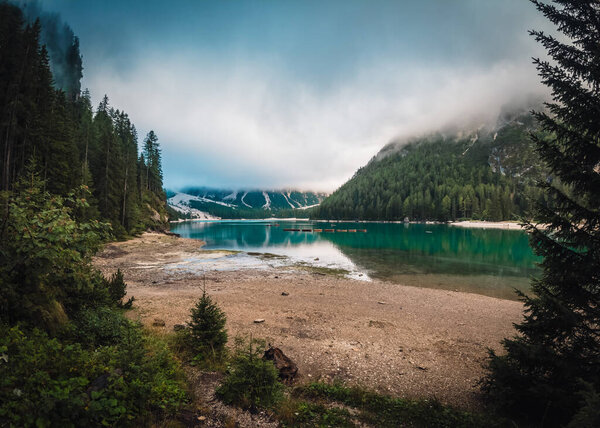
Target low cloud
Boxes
[86,55,548,192]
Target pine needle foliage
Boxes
[483,1,600,426]
[216,337,283,412]
[185,285,228,361]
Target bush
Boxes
[68,306,130,347]
[104,269,134,309]
[0,319,187,426]
[0,171,111,331]
[567,381,600,428]
[216,337,283,411]
[185,288,228,363]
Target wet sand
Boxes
[93,232,523,410]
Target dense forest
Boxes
[0,2,167,236]
[312,113,549,222]
[0,4,183,426]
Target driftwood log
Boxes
[263,346,298,383]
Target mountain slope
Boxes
[167,188,327,219]
[312,112,548,222]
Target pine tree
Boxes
[484,1,600,425]
[143,130,163,194]
[185,286,228,361]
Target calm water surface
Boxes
[170,220,540,300]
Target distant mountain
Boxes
[312,108,549,222]
[167,188,327,219]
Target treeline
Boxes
[312,132,547,222]
[0,4,185,425]
[0,3,166,237]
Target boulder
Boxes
[263,346,298,383]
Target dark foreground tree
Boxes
[484,1,600,426]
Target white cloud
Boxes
[84,54,548,192]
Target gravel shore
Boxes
[93,232,523,410]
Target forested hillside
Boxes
[0,2,167,237]
[312,112,549,222]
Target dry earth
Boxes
[93,232,523,413]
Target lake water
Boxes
[170,220,539,300]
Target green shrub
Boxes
[0,324,99,427]
[567,381,600,428]
[69,306,130,347]
[104,269,134,309]
[0,171,111,331]
[185,289,228,362]
[0,321,187,427]
[216,337,283,411]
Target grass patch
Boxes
[287,382,507,428]
[197,249,241,256]
[278,398,357,427]
[247,252,288,260]
[293,264,350,277]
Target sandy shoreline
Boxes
[170,218,527,231]
[450,220,524,230]
[93,232,523,410]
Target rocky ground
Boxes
[93,232,524,424]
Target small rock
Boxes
[173,324,185,332]
[314,257,319,261]
[377,301,387,305]
[281,291,289,296]
[197,416,206,421]
[152,318,166,327]
[274,275,279,278]
[254,319,265,324]
[417,366,428,371]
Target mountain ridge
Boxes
[311,108,548,222]
[167,188,327,219]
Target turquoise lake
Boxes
[170,220,540,300]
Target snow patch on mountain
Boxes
[262,191,271,209]
[241,191,252,208]
[167,193,220,219]
[298,203,320,210]
[282,192,295,208]
[223,190,238,201]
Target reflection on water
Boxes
[170,220,540,300]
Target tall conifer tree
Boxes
[484,1,600,425]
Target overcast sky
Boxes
[39,0,551,192]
